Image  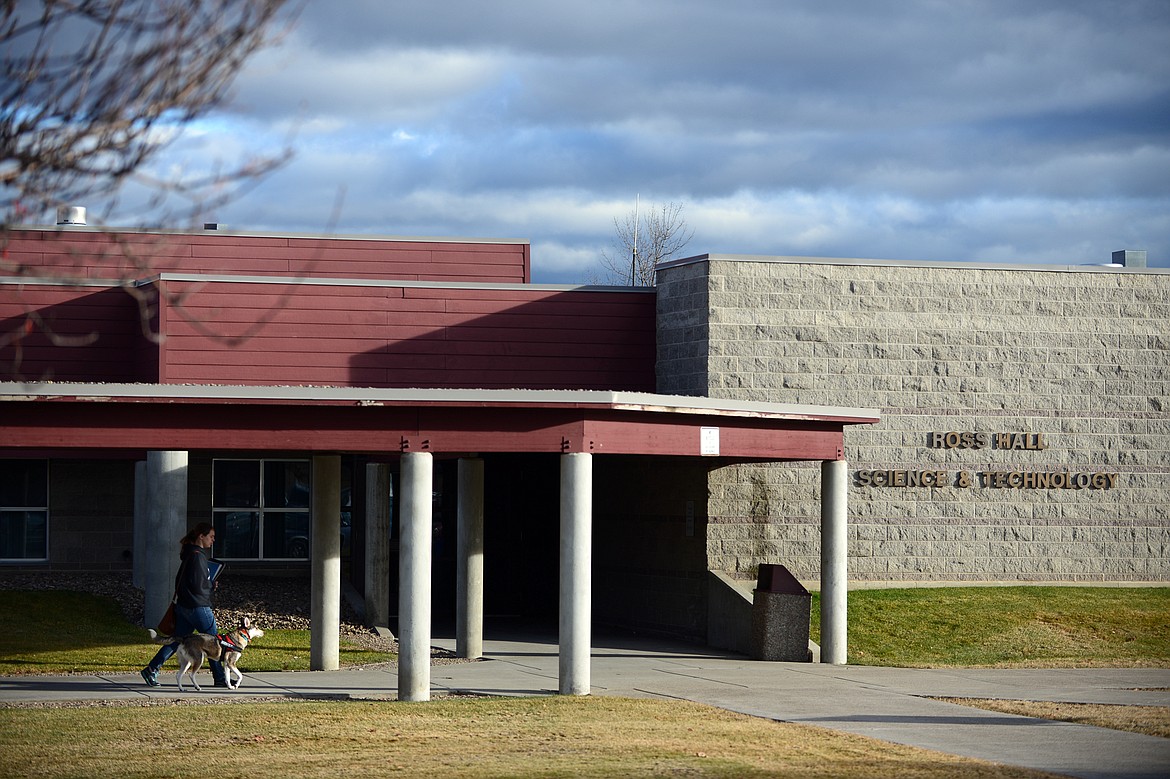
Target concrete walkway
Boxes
[2,631,1168,779]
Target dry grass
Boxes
[939,698,1170,739]
[0,696,1066,779]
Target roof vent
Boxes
[1112,250,1147,268]
[56,206,86,225]
[203,222,220,230]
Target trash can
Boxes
[751,564,812,662]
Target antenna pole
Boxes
[631,194,640,286]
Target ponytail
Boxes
[181,522,215,546]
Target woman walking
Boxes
[140,522,227,687]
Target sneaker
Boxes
[213,679,229,688]
[140,668,160,687]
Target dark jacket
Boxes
[175,543,213,608]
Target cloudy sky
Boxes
[153,1,1169,280]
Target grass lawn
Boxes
[0,696,1064,779]
[2,585,1165,778]
[0,590,395,675]
[2,586,1167,675]
[937,698,1170,739]
[811,586,1170,667]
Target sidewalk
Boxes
[3,631,1168,779]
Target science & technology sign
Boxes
[855,431,1120,490]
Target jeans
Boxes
[146,604,225,684]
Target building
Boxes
[1,222,879,696]
[657,252,1169,585]
[2,223,1166,693]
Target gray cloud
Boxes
[115,0,1170,277]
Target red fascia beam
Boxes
[1,399,850,461]
[0,402,415,453]
[578,415,844,460]
[1,402,583,454]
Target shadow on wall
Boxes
[0,288,154,382]
[353,287,656,391]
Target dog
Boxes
[148,617,264,692]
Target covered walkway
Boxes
[1,382,878,699]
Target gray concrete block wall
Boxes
[46,459,136,571]
[658,256,1170,583]
[592,456,711,638]
[656,260,712,397]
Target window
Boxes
[212,459,310,560]
[0,459,49,561]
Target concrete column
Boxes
[132,460,146,590]
[143,451,188,628]
[820,459,848,665]
[398,452,433,702]
[364,462,392,634]
[310,455,341,671]
[559,452,592,695]
[456,457,485,659]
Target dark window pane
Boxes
[264,511,310,558]
[0,510,47,559]
[213,461,260,508]
[0,460,48,506]
[264,461,310,509]
[213,511,258,558]
[340,473,352,559]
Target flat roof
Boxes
[660,253,1169,275]
[0,273,652,295]
[0,382,877,460]
[0,382,879,425]
[12,224,529,246]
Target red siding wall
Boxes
[4,228,530,284]
[0,284,153,382]
[2,228,655,391]
[157,279,656,391]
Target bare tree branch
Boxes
[0,0,300,379]
[1,0,295,230]
[597,200,694,286]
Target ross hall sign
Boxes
[856,431,1120,490]
[928,431,1047,450]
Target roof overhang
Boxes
[0,383,879,461]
